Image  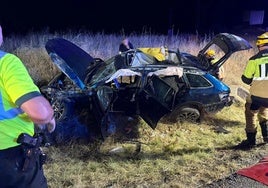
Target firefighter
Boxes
[235,32,268,149]
[205,49,225,81]
[205,49,216,62]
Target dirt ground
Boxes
[205,173,267,188]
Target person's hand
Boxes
[46,117,56,133]
[36,117,56,133]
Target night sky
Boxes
[1,0,268,36]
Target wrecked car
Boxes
[41,33,252,143]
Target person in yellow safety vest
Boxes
[234,32,268,149]
[205,49,225,81]
[0,25,56,187]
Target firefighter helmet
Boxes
[256,32,268,46]
[205,49,215,58]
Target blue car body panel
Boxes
[42,33,251,142]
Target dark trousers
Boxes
[0,145,47,188]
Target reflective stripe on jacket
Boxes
[242,49,268,98]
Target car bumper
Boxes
[203,96,233,113]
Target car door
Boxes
[138,74,178,129]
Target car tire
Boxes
[170,107,200,123]
[51,99,74,121]
[177,107,200,122]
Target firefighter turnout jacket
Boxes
[242,49,268,98]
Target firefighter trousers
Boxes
[245,96,268,133]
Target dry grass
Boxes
[2,31,267,188]
[42,103,267,188]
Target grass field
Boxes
[2,31,267,187]
[42,103,268,187]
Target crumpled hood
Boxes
[45,38,95,89]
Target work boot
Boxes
[260,121,268,143]
[233,132,256,150]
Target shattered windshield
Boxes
[89,51,158,86]
[89,56,117,86]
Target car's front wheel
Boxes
[51,99,74,121]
